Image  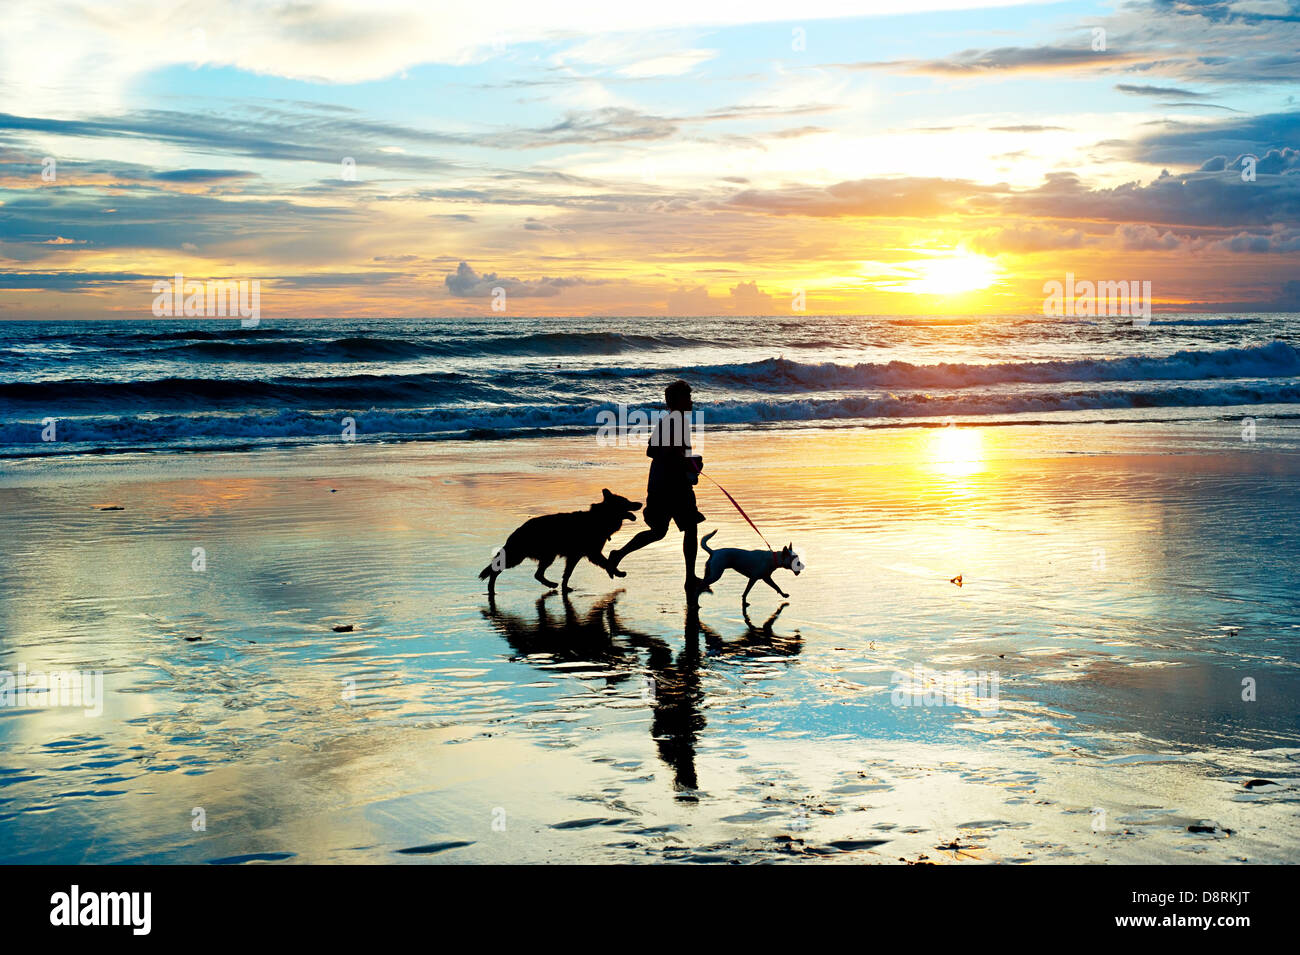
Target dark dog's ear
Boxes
[601,488,612,500]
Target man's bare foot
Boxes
[605,548,626,578]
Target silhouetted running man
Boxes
[607,379,704,596]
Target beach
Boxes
[2,420,1297,864]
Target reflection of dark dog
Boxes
[484,590,639,672]
[479,489,641,595]
[696,530,802,606]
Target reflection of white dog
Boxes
[697,530,802,606]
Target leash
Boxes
[700,472,775,553]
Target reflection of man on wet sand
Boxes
[639,615,705,793]
[484,589,704,789]
[483,591,801,793]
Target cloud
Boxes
[770,126,831,140]
[0,0,1043,113]
[1122,110,1300,166]
[0,107,463,176]
[443,261,600,298]
[833,2,1300,86]
[1209,228,1300,253]
[0,188,357,255]
[272,272,409,288]
[151,169,257,183]
[729,280,775,313]
[729,177,1009,218]
[724,142,1300,236]
[518,107,678,147]
[840,46,1145,76]
[1156,103,1243,112]
[1116,224,1183,251]
[554,34,718,78]
[1147,0,1300,25]
[1006,165,1300,229]
[666,285,711,315]
[618,52,716,78]
[1116,83,1205,97]
[0,271,152,290]
[969,225,1087,255]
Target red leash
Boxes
[700,472,774,553]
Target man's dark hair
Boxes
[665,379,692,410]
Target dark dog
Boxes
[479,488,642,595]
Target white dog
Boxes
[696,530,802,606]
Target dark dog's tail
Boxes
[700,529,717,554]
[479,544,508,580]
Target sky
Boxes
[2,0,1299,318]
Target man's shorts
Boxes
[644,485,701,532]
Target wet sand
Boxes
[1,422,1298,863]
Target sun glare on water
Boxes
[930,426,985,477]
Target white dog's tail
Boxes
[700,529,717,554]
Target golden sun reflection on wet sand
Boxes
[929,425,986,478]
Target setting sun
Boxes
[903,254,1002,296]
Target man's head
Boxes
[665,379,692,412]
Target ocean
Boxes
[1,313,1298,458]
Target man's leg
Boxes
[608,519,667,570]
[683,521,698,594]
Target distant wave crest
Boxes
[675,340,1300,391]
